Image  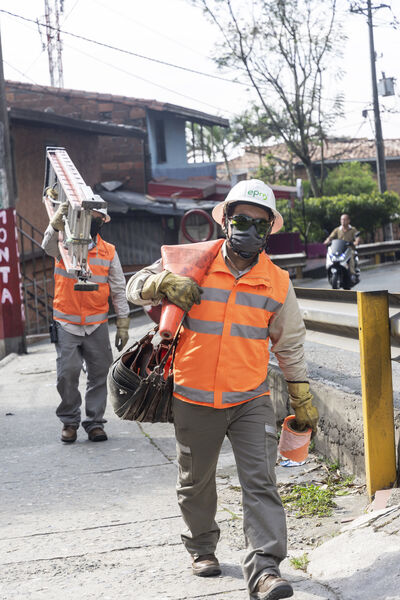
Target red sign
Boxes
[0,208,25,339]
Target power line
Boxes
[92,0,210,60]
[0,8,249,87]
[63,40,237,116]
[0,7,377,106]
[2,60,38,84]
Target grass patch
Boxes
[290,553,310,571]
[281,483,335,517]
[280,469,355,518]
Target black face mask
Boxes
[229,226,267,259]
[90,217,104,239]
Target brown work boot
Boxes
[251,574,293,600]
[88,427,108,442]
[192,554,221,577]
[61,426,77,443]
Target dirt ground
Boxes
[216,452,369,560]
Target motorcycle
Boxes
[326,239,360,290]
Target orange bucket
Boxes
[278,415,312,463]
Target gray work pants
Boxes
[55,322,113,432]
[173,395,287,594]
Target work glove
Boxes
[141,270,202,313]
[287,381,319,433]
[50,201,69,232]
[115,316,130,351]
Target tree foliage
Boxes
[230,105,276,165]
[276,191,400,242]
[322,162,378,196]
[193,0,346,196]
[186,123,235,177]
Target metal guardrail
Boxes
[270,241,400,278]
[294,287,400,345]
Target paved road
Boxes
[287,262,400,408]
[297,261,400,292]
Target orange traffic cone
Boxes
[159,239,223,339]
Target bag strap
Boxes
[154,314,185,374]
[121,324,158,356]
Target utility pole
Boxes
[367,0,387,193]
[0,28,26,358]
[351,1,389,192]
[351,1,393,239]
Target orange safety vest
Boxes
[53,235,115,326]
[168,243,290,409]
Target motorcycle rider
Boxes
[324,213,360,280]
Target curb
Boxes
[0,352,18,368]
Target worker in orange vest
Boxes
[126,179,318,600]
[42,203,130,444]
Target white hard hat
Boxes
[93,206,111,223]
[212,179,283,234]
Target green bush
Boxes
[322,162,378,196]
[277,191,400,242]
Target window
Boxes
[155,119,167,163]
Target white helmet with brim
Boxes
[212,179,283,234]
[93,206,111,223]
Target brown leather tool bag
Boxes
[108,323,181,423]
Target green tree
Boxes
[322,162,378,196]
[193,0,345,197]
[186,123,235,178]
[277,191,400,243]
[230,105,275,167]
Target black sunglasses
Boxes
[229,214,272,238]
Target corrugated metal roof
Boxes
[99,189,221,216]
[248,138,400,164]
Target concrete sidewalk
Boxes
[1,317,400,600]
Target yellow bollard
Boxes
[357,290,397,499]
[374,253,381,265]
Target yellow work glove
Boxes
[115,317,130,351]
[141,270,202,313]
[50,201,69,232]
[287,381,319,433]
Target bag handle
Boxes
[154,313,185,374]
[121,324,158,356]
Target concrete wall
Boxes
[268,365,400,478]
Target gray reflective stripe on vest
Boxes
[174,383,214,404]
[53,308,81,323]
[85,312,108,324]
[201,287,230,303]
[235,291,282,312]
[184,316,224,335]
[222,380,269,405]
[230,322,269,339]
[90,274,108,283]
[90,258,111,267]
[54,267,76,280]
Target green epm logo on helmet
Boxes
[247,189,269,201]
